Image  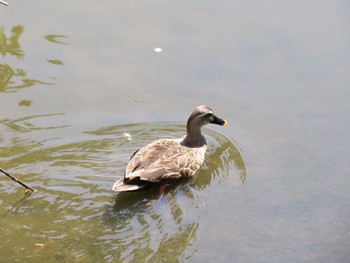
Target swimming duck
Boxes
[112,105,227,192]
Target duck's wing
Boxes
[112,139,206,192]
[125,139,207,183]
[124,140,179,181]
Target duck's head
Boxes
[187,105,228,128]
[183,105,227,147]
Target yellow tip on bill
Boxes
[223,120,228,126]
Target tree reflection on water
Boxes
[0,25,24,58]
[0,25,53,93]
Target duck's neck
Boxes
[181,121,206,147]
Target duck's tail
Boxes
[112,178,145,192]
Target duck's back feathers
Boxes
[112,138,207,192]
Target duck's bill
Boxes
[212,116,228,126]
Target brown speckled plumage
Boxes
[112,105,227,192]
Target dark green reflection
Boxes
[0,63,50,92]
[0,113,68,133]
[46,59,63,65]
[18,100,32,107]
[0,25,52,93]
[44,34,67,45]
[0,25,24,58]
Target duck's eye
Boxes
[204,113,214,122]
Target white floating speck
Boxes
[154,47,162,53]
[123,132,132,141]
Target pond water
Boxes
[1,1,349,262]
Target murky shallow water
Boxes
[1,123,244,262]
[1,0,350,262]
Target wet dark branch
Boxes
[0,168,36,193]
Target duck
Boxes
[112,105,227,192]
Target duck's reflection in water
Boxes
[102,181,197,262]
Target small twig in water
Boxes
[0,0,8,6]
[0,168,36,193]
